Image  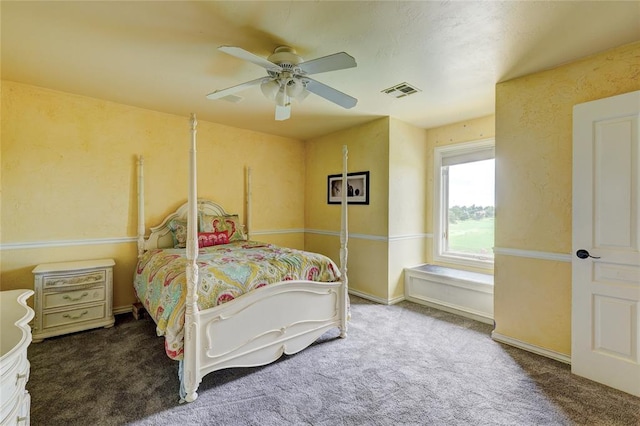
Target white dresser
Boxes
[0,289,35,426]
[32,259,115,342]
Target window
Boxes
[433,139,495,269]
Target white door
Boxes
[572,90,640,397]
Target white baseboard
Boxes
[348,289,404,305]
[491,331,571,364]
[406,296,494,325]
[113,305,133,315]
[389,295,405,305]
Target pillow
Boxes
[167,218,188,248]
[198,232,230,248]
[199,213,246,242]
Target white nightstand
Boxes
[32,259,115,342]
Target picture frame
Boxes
[328,171,370,205]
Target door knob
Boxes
[576,249,600,259]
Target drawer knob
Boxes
[62,292,89,302]
[62,310,88,320]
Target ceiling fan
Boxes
[206,46,358,121]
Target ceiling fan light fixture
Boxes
[296,89,310,103]
[285,79,305,99]
[260,79,279,100]
[294,88,311,103]
[275,88,290,107]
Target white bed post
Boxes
[138,155,146,257]
[137,155,145,258]
[183,114,200,402]
[339,145,349,337]
[246,167,252,240]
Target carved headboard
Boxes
[144,199,230,251]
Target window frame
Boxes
[433,138,495,270]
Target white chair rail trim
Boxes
[389,233,434,242]
[1,231,434,251]
[0,237,137,251]
[493,247,572,263]
[306,229,432,242]
[250,228,306,236]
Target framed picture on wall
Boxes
[327,171,370,205]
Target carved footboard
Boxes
[190,280,343,384]
[139,115,349,402]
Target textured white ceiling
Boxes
[2,1,639,139]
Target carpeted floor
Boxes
[27,296,639,425]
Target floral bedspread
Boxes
[133,240,341,360]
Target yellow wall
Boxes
[494,41,640,355]
[1,82,428,308]
[304,118,390,300]
[424,115,496,273]
[1,81,305,310]
[388,118,429,300]
[304,117,429,302]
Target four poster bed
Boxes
[133,114,349,402]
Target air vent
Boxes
[381,82,421,99]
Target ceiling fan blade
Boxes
[219,46,282,72]
[297,52,356,75]
[275,104,291,121]
[206,77,266,100]
[304,78,357,109]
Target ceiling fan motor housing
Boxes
[268,46,304,67]
[265,47,308,96]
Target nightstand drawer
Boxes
[42,304,105,329]
[43,271,106,288]
[43,287,105,309]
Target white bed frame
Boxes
[136,114,349,402]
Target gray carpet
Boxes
[27,297,639,425]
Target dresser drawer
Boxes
[0,290,33,425]
[0,344,29,424]
[0,390,29,426]
[0,356,23,411]
[43,286,105,309]
[0,392,21,426]
[42,304,106,329]
[43,270,106,288]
